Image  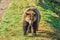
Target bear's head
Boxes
[25,9,37,25]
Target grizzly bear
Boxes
[23,7,40,36]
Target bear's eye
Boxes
[33,14,36,16]
[26,13,29,15]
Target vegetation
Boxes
[0,0,60,40]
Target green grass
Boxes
[0,0,60,40]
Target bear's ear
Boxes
[26,11,31,15]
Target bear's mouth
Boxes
[29,20,33,25]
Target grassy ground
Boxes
[0,0,60,40]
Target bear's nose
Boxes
[31,16,34,20]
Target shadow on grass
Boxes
[36,0,60,17]
[43,15,60,40]
[27,30,60,40]
[45,15,60,31]
[27,34,43,37]
[38,30,60,40]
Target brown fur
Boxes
[22,7,40,36]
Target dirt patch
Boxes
[0,0,10,20]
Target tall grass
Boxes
[0,0,60,40]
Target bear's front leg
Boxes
[23,22,29,36]
[28,26,32,33]
[32,22,37,36]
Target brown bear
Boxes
[23,7,40,36]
